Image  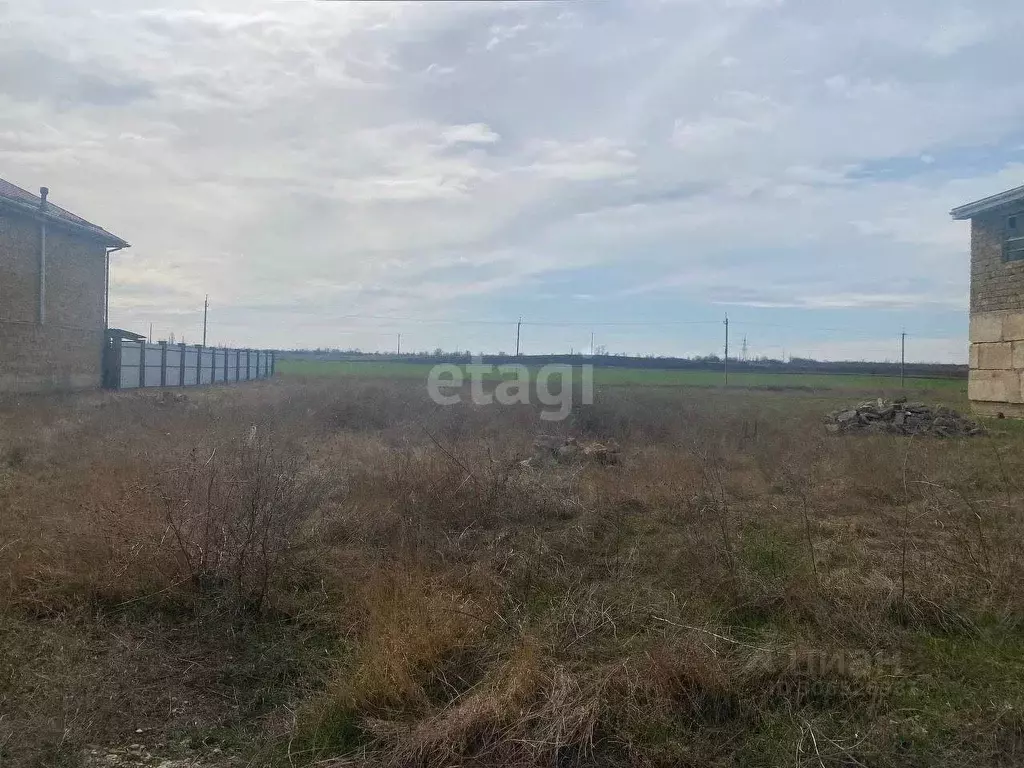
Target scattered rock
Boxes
[524,436,621,467]
[825,398,985,437]
[84,745,227,768]
[153,391,189,406]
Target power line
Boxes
[328,312,933,336]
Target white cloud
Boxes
[0,0,1021,357]
[440,123,501,146]
[522,138,637,181]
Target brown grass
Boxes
[2,376,1024,766]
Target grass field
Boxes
[278,358,968,394]
[2,372,1020,767]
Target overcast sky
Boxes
[3,0,1023,361]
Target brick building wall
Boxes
[967,205,1024,416]
[0,211,107,392]
[970,210,1024,312]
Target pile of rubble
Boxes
[825,398,985,437]
[522,435,621,468]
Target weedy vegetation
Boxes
[1,369,1022,767]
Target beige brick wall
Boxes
[0,209,107,392]
[968,205,1024,414]
[0,212,41,323]
[46,226,107,329]
[970,212,1024,313]
[968,310,1024,407]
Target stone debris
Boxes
[86,746,196,768]
[153,391,189,406]
[523,436,621,467]
[84,743,235,768]
[825,397,985,437]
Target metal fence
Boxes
[103,339,275,390]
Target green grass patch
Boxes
[277,358,966,393]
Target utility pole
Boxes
[202,294,209,348]
[515,317,522,357]
[148,322,153,343]
[397,333,401,356]
[591,331,595,356]
[901,331,907,388]
[724,314,729,386]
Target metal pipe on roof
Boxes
[38,221,46,325]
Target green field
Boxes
[277,358,967,394]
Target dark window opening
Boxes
[1005,212,1024,262]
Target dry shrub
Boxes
[318,622,895,768]
[155,428,328,613]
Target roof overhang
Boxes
[950,184,1024,220]
[107,328,147,341]
[0,195,130,248]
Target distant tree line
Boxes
[279,348,967,380]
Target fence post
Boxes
[271,351,276,377]
[159,341,167,387]
[223,348,228,383]
[138,340,146,388]
[195,344,202,386]
[246,349,251,380]
[112,338,124,389]
[179,343,186,386]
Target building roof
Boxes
[950,184,1024,220]
[106,328,147,341]
[0,178,130,248]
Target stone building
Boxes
[0,179,129,392]
[952,184,1024,416]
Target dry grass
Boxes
[2,376,1024,766]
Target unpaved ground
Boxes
[4,377,1024,767]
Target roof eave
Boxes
[0,196,129,249]
[950,184,1024,220]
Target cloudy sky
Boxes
[3,0,1023,361]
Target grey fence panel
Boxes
[120,365,140,389]
[183,348,198,385]
[166,347,182,377]
[121,343,141,367]
[105,340,273,391]
[199,350,214,385]
[118,343,141,389]
[144,343,163,387]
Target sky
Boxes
[2,0,1024,362]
